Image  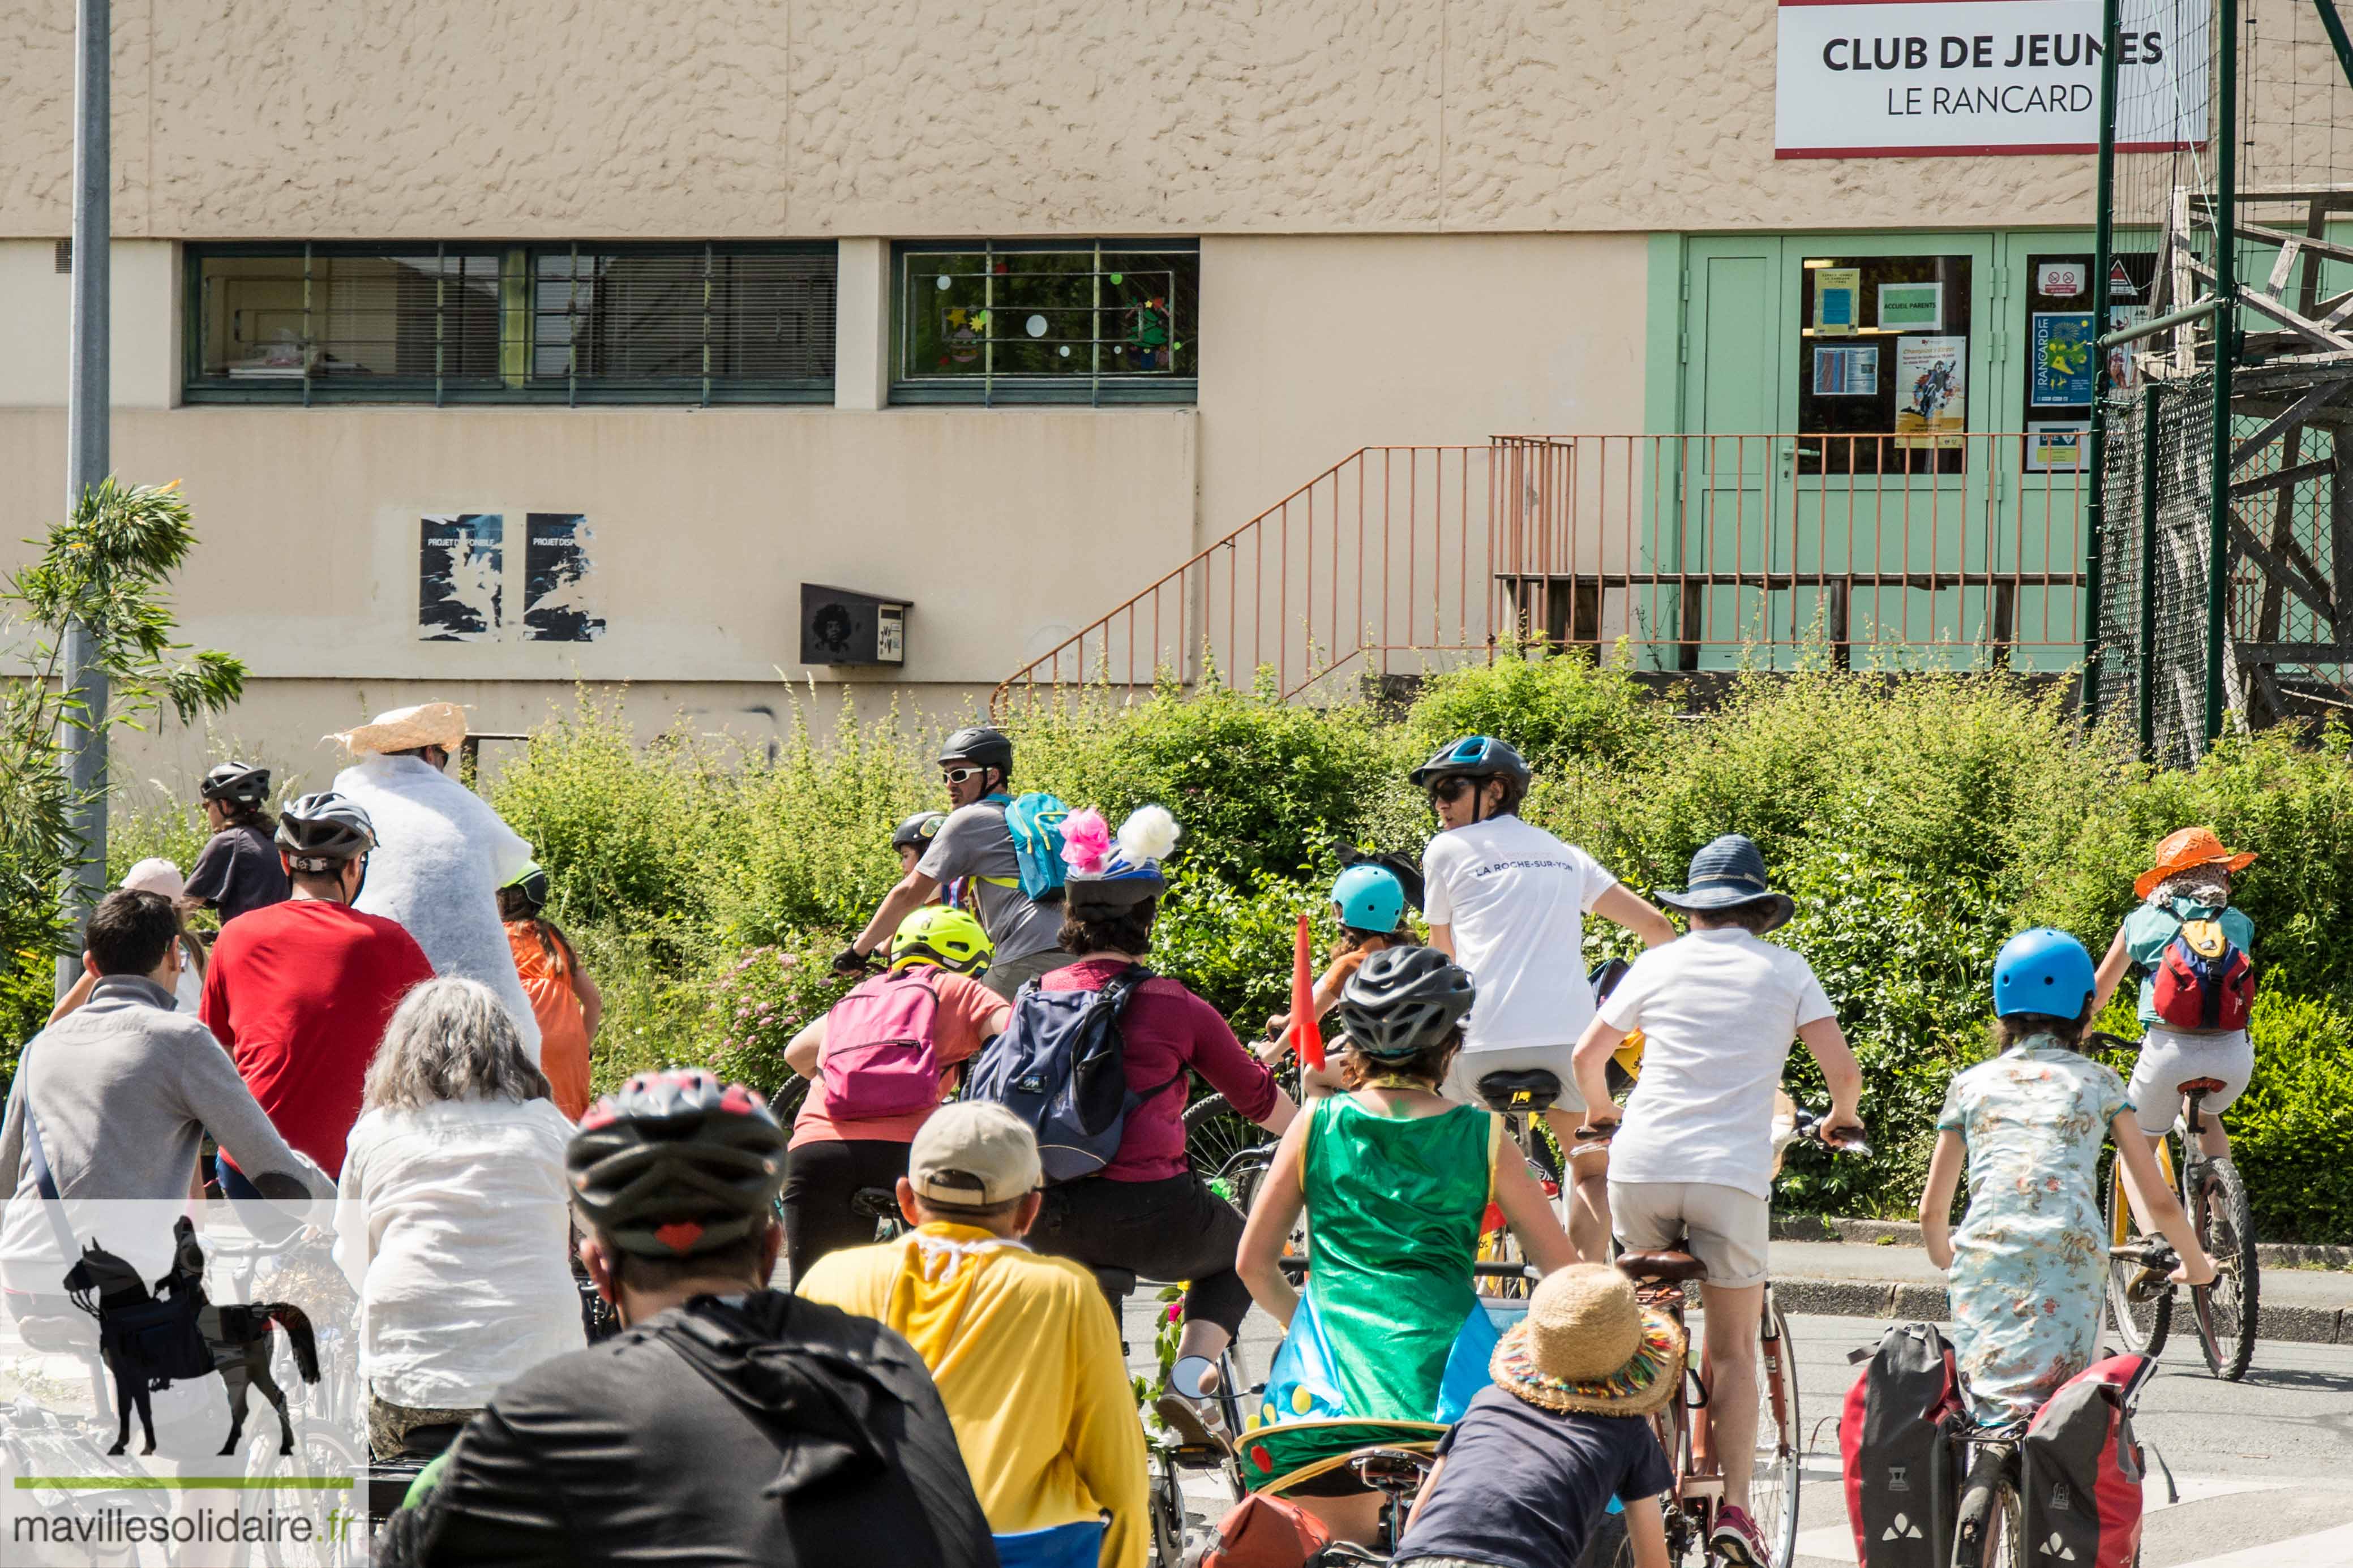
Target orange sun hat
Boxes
[2133,826,2258,900]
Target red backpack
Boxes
[1841,1322,1964,1567]
[818,969,947,1121]
[2020,1354,2157,1568]
[2150,918,2254,1031]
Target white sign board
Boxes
[1776,0,2207,158]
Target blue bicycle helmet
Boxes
[1992,928,2096,1020]
[1332,864,1407,934]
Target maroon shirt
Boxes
[1042,959,1279,1182]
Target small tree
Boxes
[0,478,246,1057]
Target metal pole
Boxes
[2138,385,2161,760]
[2205,0,2239,745]
[2083,0,2125,723]
[56,0,110,1000]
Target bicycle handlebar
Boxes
[1575,1105,1871,1158]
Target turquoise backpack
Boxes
[983,793,1072,903]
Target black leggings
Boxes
[780,1139,911,1288]
[1032,1172,1252,1337]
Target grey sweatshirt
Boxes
[0,976,333,1234]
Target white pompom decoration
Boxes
[1116,804,1181,865]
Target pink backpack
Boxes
[818,969,947,1121]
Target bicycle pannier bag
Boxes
[961,964,1164,1183]
[2020,1354,2155,1568]
[1840,1321,1962,1567]
[1197,1492,1332,1568]
[2151,917,2255,1032]
[818,969,946,1121]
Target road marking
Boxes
[2172,1522,2353,1567]
[1790,1475,2299,1566]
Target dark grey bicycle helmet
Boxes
[201,761,271,807]
[893,811,949,853]
[938,725,1014,779]
[1335,946,1477,1060]
[1408,735,1533,799]
[274,792,375,868]
[567,1069,787,1259]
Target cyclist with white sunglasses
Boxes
[838,727,1068,1000]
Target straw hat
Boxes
[328,702,468,757]
[1489,1265,1686,1417]
[2133,826,2257,900]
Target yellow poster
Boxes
[1894,334,1966,450]
[1814,268,1862,337]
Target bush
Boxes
[2193,991,2353,1244]
[1404,645,1665,780]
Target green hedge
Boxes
[21,659,2353,1239]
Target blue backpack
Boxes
[962,965,1175,1182]
[992,793,1072,903]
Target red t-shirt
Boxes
[200,898,436,1177]
[1042,959,1279,1182]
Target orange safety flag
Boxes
[1288,913,1325,1071]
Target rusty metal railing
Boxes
[991,432,2093,714]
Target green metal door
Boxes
[1678,239,1786,669]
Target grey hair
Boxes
[2148,867,2232,909]
[363,977,551,1112]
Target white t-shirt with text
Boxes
[1600,927,1837,1198]
[1421,816,1618,1052]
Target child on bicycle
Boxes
[2090,827,2258,1176]
[1260,864,1420,1089]
[1391,1264,1681,1568]
[1568,834,1862,1568]
[1919,929,2213,1432]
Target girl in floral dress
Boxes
[1918,929,2213,1427]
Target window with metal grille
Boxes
[185,243,835,404]
[893,240,1198,405]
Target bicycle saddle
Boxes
[2175,1076,2229,1097]
[1616,1249,1709,1284]
[850,1187,902,1219]
[1091,1266,1141,1299]
[1349,1447,1434,1498]
[1477,1069,1562,1113]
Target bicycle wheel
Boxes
[1949,1447,2026,1568]
[1185,1093,1269,1187]
[1149,1451,1189,1567]
[2104,1159,2171,1356]
[2189,1155,2260,1381]
[1748,1292,1801,1568]
[1575,1510,1634,1567]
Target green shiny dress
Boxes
[1244,1093,1501,1487]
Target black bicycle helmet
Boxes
[893,811,949,853]
[937,725,1014,779]
[201,761,271,807]
[1408,735,1533,801]
[567,1069,787,1259]
[274,792,376,867]
[1335,946,1477,1060]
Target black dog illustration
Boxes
[63,1216,320,1456]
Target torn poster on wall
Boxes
[522,513,605,642]
[418,514,504,641]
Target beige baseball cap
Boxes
[907,1102,1042,1210]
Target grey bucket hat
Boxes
[1655,834,1794,932]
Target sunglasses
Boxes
[942,766,988,785]
[1426,777,1476,805]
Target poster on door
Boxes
[2031,312,2096,405]
[1776,0,2208,157]
[1895,336,1967,448]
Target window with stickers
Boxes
[893,241,1199,405]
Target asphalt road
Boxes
[1123,1298,2353,1567]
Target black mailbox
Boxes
[800,584,910,667]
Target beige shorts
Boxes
[1609,1179,1771,1289]
[1440,1043,1587,1115]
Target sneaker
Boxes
[1712,1505,1776,1568]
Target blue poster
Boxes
[2031,313,2095,407]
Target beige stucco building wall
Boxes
[0,1,2106,240]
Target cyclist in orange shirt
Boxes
[499,863,601,1122]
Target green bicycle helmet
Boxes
[890,905,995,976]
[503,860,551,910]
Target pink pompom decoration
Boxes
[1060,807,1112,874]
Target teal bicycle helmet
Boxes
[1332,864,1406,934]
